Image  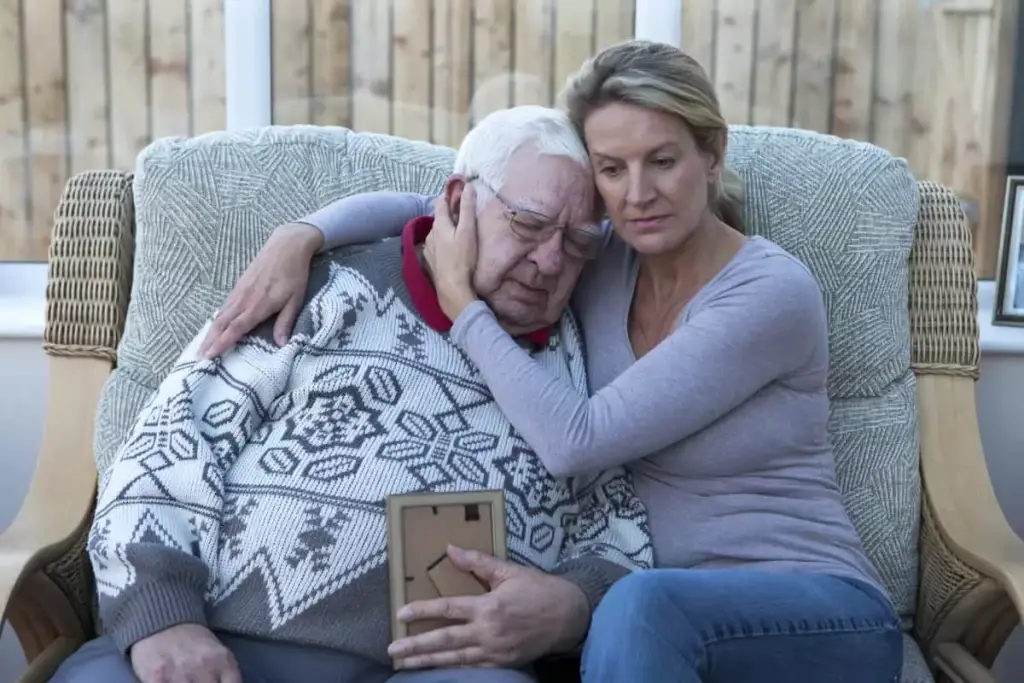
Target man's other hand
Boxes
[130,623,242,683]
[388,545,590,670]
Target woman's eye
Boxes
[600,166,620,176]
[654,157,675,168]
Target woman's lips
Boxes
[628,215,670,231]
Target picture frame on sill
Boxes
[994,175,1024,326]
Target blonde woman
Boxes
[201,41,902,682]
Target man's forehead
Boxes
[500,161,592,215]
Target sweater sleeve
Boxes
[548,466,654,623]
[449,254,826,478]
[88,323,299,653]
[299,192,436,251]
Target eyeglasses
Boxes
[466,175,605,260]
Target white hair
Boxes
[453,105,590,209]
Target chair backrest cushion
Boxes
[94,126,455,475]
[725,125,920,620]
[94,123,921,622]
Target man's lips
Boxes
[509,282,548,302]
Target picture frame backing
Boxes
[386,489,507,640]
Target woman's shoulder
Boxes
[724,237,823,298]
[699,238,830,373]
[699,237,828,339]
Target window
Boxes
[268,1,635,148]
[0,0,226,264]
[674,0,1019,279]
[0,0,1018,281]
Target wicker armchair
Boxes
[0,168,1022,683]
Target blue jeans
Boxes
[581,569,902,683]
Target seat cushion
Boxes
[725,126,921,619]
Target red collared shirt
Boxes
[401,216,551,346]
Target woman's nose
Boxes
[626,170,655,205]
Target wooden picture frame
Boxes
[386,489,507,641]
[994,175,1024,326]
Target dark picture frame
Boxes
[994,175,1024,325]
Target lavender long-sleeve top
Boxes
[299,193,888,597]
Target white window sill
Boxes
[1,265,1024,354]
[976,280,1024,354]
[0,263,46,340]
[0,296,46,339]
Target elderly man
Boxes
[54,106,652,683]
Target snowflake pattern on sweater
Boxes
[88,238,653,662]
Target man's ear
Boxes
[443,175,468,218]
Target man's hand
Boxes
[198,221,324,360]
[387,546,590,670]
[130,623,242,683]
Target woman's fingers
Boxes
[206,308,259,359]
[433,196,451,223]
[273,294,304,346]
[457,185,476,231]
[200,297,243,358]
[422,184,481,321]
[455,190,478,262]
[197,223,318,358]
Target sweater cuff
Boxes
[551,556,630,615]
[549,557,630,651]
[101,572,209,654]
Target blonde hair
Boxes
[559,40,746,233]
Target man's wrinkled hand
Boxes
[198,221,323,360]
[130,623,242,683]
[387,545,590,671]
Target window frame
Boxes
[0,0,272,339]
[2,0,1021,352]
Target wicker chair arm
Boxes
[1,170,134,682]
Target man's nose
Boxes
[531,231,565,276]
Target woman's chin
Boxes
[619,229,683,256]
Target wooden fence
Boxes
[0,0,228,263]
[0,0,1017,278]
[684,0,1018,276]
[270,0,636,145]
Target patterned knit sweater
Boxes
[87,220,654,663]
